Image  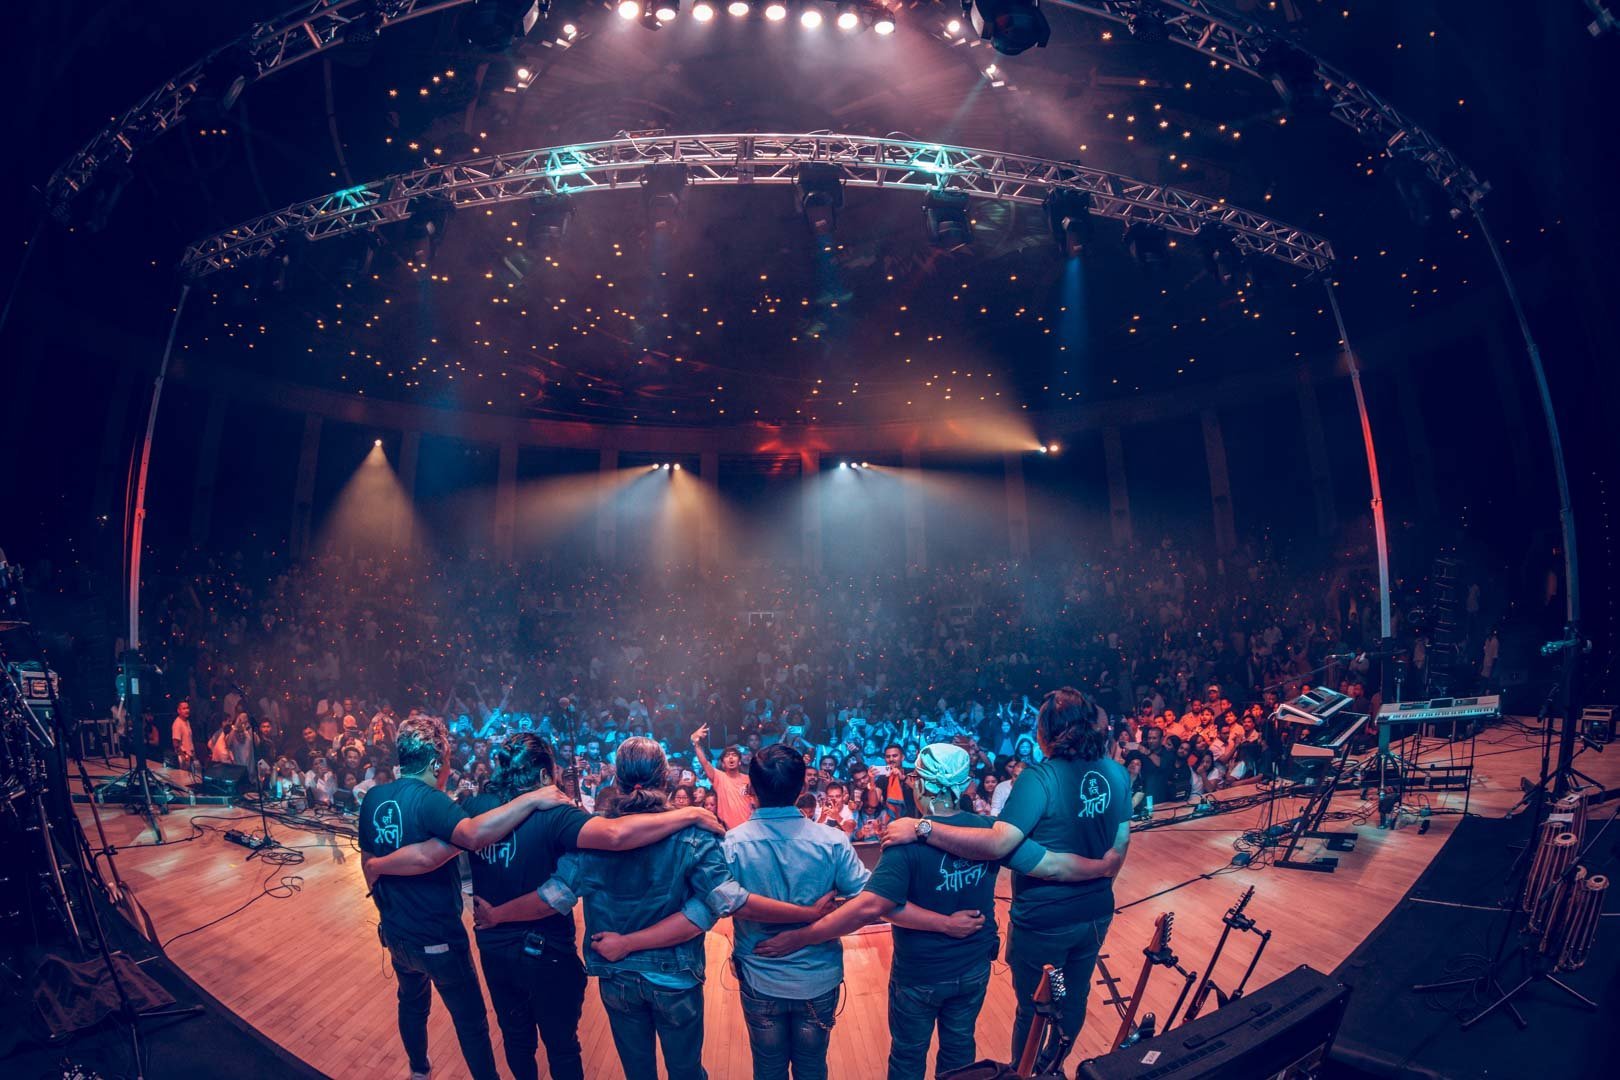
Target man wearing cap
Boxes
[757,743,1112,1080]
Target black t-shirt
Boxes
[359,777,470,947]
[864,811,999,984]
[461,792,590,951]
[999,756,1131,929]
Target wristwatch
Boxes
[915,819,933,845]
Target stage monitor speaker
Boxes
[1077,965,1349,1080]
[197,763,248,798]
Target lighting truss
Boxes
[179,131,1333,276]
[44,0,1486,224]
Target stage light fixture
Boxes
[1123,221,1170,269]
[839,461,849,469]
[967,0,1049,56]
[1195,223,1249,288]
[618,0,641,18]
[796,163,845,237]
[836,4,861,29]
[800,4,823,27]
[861,461,871,468]
[728,0,752,14]
[1037,445,1048,454]
[403,195,454,268]
[673,463,683,471]
[1126,3,1167,43]
[374,439,384,448]
[641,164,690,230]
[640,4,663,28]
[1047,443,1059,454]
[692,0,717,18]
[1044,187,1093,257]
[766,1,789,20]
[656,1,679,18]
[946,18,961,32]
[1259,40,1330,117]
[923,188,973,251]
[463,0,542,50]
[525,193,575,251]
[870,4,895,33]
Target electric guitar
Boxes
[1015,964,1071,1077]
[1111,912,1174,1051]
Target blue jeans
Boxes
[386,938,500,1080]
[886,967,991,1080]
[1006,914,1113,1067]
[739,978,841,1080]
[597,972,708,1080]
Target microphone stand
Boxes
[234,683,291,862]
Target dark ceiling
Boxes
[8,1,1612,427]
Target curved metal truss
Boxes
[45,0,1484,224]
[178,131,1334,277]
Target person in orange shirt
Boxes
[691,724,753,830]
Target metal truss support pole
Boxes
[128,283,191,652]
[1323,278,1392,641]
[1474,208,1581,794]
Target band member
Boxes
[363,733,728,1080]
[885,689,1131,1068]
[357,716,569,1080]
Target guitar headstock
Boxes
[1154,911,1175,950]
[1233,886,1256,917]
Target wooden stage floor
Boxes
[75,721,1616,1079]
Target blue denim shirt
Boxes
[724,806,872,999]
[538,824,749,982]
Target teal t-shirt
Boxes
[864,811,999,983]
[999,756,1131,929]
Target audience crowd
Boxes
[139,531,1493,822]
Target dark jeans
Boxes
[597,971,708,1080]
[738,978,840,1080]
[887,967,990,1080]
[387,937,499,1080]
[1006,914,1113,1067]
[478,940,588,1080]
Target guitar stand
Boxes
[1178,887,1272,1027]
[1097,915,1198,1052]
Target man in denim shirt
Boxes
[724,744,976,1080]
[475,737,830,1080]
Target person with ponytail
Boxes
[471,736,837,1080]
[882,687,1132,1070]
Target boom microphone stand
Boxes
[234,683,293,862]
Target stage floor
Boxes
[74,722,1616,1079]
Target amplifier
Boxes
[1077,966,1349,1080]
[197,763,249,798]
